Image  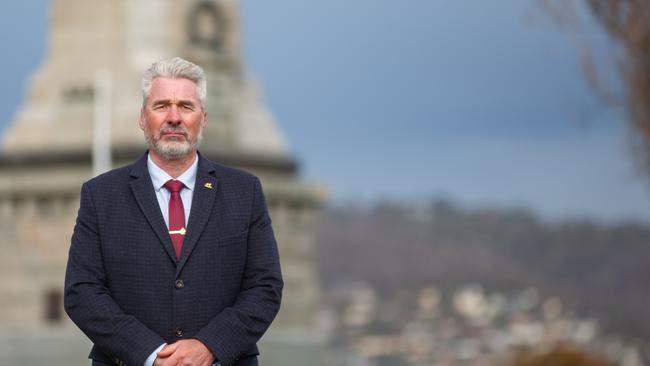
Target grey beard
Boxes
[145,130,203,161]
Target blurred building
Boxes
[0,0,325,365]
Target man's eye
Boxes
[180,104,194,111]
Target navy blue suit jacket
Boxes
[64,152,283,366]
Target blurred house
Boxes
[0,1,326,365]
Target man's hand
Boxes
[153,344,175,366]
[154,339,215,366]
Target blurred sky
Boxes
[1,0,649,223]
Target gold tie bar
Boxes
[169,227,187,236]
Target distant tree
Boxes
[506,344,611,366]
[542,0,650,174]
[587,0,650,171]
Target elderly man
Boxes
[64,57,283,366]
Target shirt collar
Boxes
[147,152,199,192]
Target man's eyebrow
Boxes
[151,99,197,106]
[151,99,171,106]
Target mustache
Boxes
[159,126,188,136]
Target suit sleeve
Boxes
[193,177,283,366]
[64,182,165,366]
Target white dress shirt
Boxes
[147,153,197,227]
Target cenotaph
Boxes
[0,1,326,365]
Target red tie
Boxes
[164,179,186,260]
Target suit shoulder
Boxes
[206,159,260,184]
[82,163,135,189]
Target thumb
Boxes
[157,343,178,358]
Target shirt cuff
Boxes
[144,343,166,366]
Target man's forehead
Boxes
[149,77,200,99]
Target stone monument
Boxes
[0,1,326,365]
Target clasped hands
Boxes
[153,339,215,366]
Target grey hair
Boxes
[141,57,207,109]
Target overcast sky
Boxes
[1,0,649,223]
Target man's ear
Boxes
[202,112,208,128]
[139,112,146,131]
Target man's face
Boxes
[139,77,207,161]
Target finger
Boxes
[157,343,178,358]
[153,354,173,366]
[157,358,174,366]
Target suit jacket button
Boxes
[174,328,184,337]
[175,279,185,289]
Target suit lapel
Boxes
[128,154,178,264]
[176,155,218,274]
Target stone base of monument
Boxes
[0,326,329,366]
[259,327,329,366]
[0,326,89,366]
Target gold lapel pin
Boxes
[204,182,213,189]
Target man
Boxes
[64,57,283,366]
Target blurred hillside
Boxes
[315,199,650,341]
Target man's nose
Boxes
[166,105,182,124]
